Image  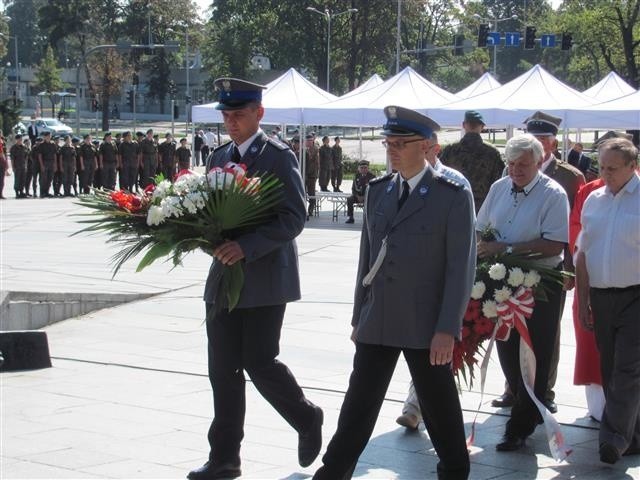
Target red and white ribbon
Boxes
[469,286,572,462]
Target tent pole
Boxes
[358,127,363,160]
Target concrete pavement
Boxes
[1,194,638,479]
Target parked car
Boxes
[12,121,27,136]
[30,118,73,137]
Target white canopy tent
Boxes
[582,71,636,102]
[303,66,459,126]
[428,64,598,128]
[455,72,501,99]
[191,68,337,125]
[566,89,640,129]
[338,74,385,99]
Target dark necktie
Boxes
[231,145,241,163]
[398,180,410,210]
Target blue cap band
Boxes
[384,117,433,138]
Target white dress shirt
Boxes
[399,164,429,197]
[577,172,640,288]
[235,129,263,157]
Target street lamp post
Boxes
[473,14,518,76]
[306,6,357,93]
[0,30,19,101]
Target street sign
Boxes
[540,34,556,48]
[487,32,501,46]
[505,32,521,47]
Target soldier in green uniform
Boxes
[38,132,59,197]
[175,137,191,172]
[118,131,139,192]
[99,132,119,190]
[158,132,177,180]
[10,134,29,198]
[52,135,63,196]
[30,138,42,197]
[72,137,81,196]
[304,134,319,218]
[59,135,77,197]
[331,136,343,192]
[318,135,332,192]
[440,110,504,212]
[79,134,98,194]
[139,129,157,187]
[92,139,103,189]
[135,131,145,191]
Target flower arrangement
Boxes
[74,163,282,310]
[453,225,566,388]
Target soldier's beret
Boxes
[179,137,187,143]
[122,131,131,137]
[83,134,91,140]
[464,110,485,125]
[382,105,440,138]
[146,129,153,135]
[358,160,370,166]
[165,132,172,138]
[103,132,111,139]
[136,131,144,137]
[214,77,266,111]
[42,131,51,137]
[72,137,80,144]
[92,140,100,145]
[524,111,561,136]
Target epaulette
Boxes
[213,140,232,152]
[368,172,394,186]
[436,175,463,190]
[266,136,289,151]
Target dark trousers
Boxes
[347,194,363,217]
[205,303,315,464]
[81,166,95,194]
[13,161,26,195]
[331,164,343,190]
[102,163,117,190]
[25,160,33,194]
[319,164,331,190]
[497,281,563,438]
[591,286,640,453]
[52,170,62,195]
[31,164,39,196]
[141,157,157,188]
[314,342,469,480]
[162,163,175,182]
[546,289,567,401]
[305,177,317,216]
[120,163,138,191]
[0,163,5,197]
[61,162,75,195]
[39,164,55,196]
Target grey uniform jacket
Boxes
[352,168,476,349]
[203,132,307,309]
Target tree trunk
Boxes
[101,94,110,132]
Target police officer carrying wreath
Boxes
[188,78,323,480]
[313,106,475,480]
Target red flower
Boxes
[144,183,156,195]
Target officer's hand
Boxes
[579,304,594,331]
[350,327,357,343]
[477,240,505,259]
[429,332,454,366]
[563,276,575,291]
[213,241,245,265]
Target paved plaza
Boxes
[1,193,638,479]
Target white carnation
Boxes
[494,286,513,303]
[174,172,202,194]
[146,205,166,226]
[523,270,542,288]
[207,169,235,190]
[482,300,498,319]
[160,196,183,218]
[470,281,486,300]
[152,180,172,201]
[507,267,526,287]
[488,263,507,280]
[181,195,199,215]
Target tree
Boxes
[34,45,64,117]
[3,0,47,67]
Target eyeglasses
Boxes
[381,138,424,150]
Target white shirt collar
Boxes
[605,171,640,196]
[235,128,263,157]
[399,163,429,196]
[540,153,555,173]
[513,171,542,195]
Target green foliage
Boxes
[4,0,47,67]
[34,45,64,115]
[0,99,22,136]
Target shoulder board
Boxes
[213,141,232,152]
[436,175,463,190]
[266,137,289,151]
[368,172,394,186]
[556,161,583,176]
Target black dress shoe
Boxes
[345,217,354,224]
[544,399,558,414]
[299,405,323,467]
[599,442,621,464]
[187,461,241,480]
[491,392,514,408]
[496,435,525,452]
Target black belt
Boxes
[591,285,640,294]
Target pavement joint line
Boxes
[48,356,598,432]
[297,234,362,257]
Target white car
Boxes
[30,118,73,137]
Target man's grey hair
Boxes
[505,134,544,163]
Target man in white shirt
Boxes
[576,137,640,465]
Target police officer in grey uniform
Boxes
[313,106,475,480]
[188,78,323,480]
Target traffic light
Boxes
[477,24,490,48]
[454,34,465,56]
[524,26,536,50]
[126,90,134,109]
[561,33,573,51]
[185,94,192,104]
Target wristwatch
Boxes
[505,244,514,255]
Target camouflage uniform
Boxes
[305,143,319,216]
[440,132,504,212]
